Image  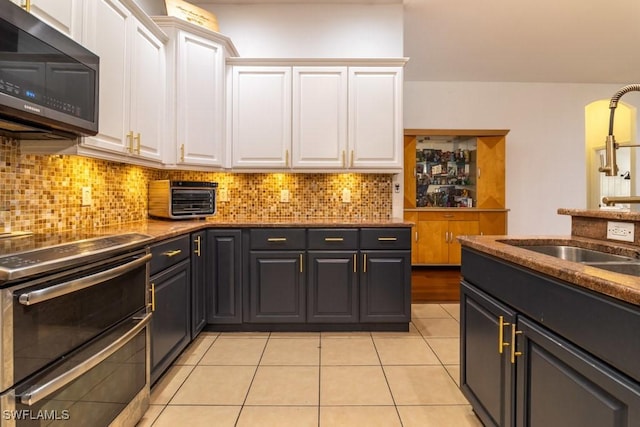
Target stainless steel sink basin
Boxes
[585,261,640,276]
[515,245,636,263]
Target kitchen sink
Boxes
[586,261,640,276]
[514,244,636,263]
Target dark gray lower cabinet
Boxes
[461,248,640,427]
[191,231,206,338]
[307,250,358,323]
[360,250,411,322]
[150,259,190,384]
[207,229,242,324]
[248,250,305,323]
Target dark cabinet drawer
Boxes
[150,235,190,275]
[250,228,306,250]
[360,228,411,250]
[308,228,358,250]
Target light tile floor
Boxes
[137,303,482,427]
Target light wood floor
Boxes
[411,267,462,303]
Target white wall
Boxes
[195,3,404,58]
[405,82,640,235]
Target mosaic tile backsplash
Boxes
[0,138,392,234]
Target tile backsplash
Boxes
[0,138,393,234]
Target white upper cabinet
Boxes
[154,17,237,168]
[231,66,292,169]
[81,0,166,164]
[348,66,403,169]
[292,67,348,169]
[12,0,83,41]
[228,59,406,172]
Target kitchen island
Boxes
[458,209,640,427]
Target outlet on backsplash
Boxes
[607,221,635,242]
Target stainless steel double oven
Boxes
[0,233,152,427]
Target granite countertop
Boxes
[94,217,413,242]
[459,234,640,306]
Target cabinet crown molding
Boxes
[226,57,409,67]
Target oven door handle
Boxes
[18,253,152,306]
[18,312,152,406]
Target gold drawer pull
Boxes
[443,214,454,218]
[150,283,156,312]
[324,237,344,242]
[498,316,510,354]
[511,324,523,364]
[267,237,287,242]
[378,237,397,242]
[162,249,182,257]
[194,236,201,256]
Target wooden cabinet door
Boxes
[307,251,358,323]
[177,31,225,167]
[460,281,516,427]
[404,212,419,264]
[417,219,449,264]
[360,250,411,323]
[448,220,480,265]
[348,67,403,169]
[516,316,640,427]
[82,0,130,155]
[29,0,83,41]
[150,259,191,384]
[207,230,243,324]
[232,66,292,168]
[249,250,305,323]
[129,18,164,162]
[292,67,348,169]
[479,212,508,236]
[476,136,506,208]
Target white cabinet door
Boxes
[176,31,225,167]
[348,67,403,169]
[29,0,83,41]
[81,0,130,155]
[129,19,164,162]
[231,66,291,169]
[292,67,347,169]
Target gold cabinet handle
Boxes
[342,150,346,167]
[162,249,182,257]
[286,149,289,167]
[415,231,418,242]
[510,323,523,364]
[126,131,134,153]
[180,144,185,162]
[498,316,510,354]
[363,253,367,273]
[150,283,156,312]
[324,237,344,242]
[378,237,397,242]
[267,237,287,242]
[350,150,354,167]
[21,0,31,12]
[443,214,454,218]
[194,236,201,256]
[300,253,303,273]
[353,253,357,273]
[134,133,141,154]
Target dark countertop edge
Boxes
[404,208,509,212]
[93,218,413,244]
[459,235,640,307]
[558,208,640,221]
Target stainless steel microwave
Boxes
[0,1,99,140]
[148,180,218,220]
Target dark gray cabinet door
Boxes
[150,258,191,384]
[249,250,305,323]
[191,231,206,338]
[460,281,516,427]
[516,316,640,427]
[207,230,242,324]
[359,250,411,322]
[307,250,358,323]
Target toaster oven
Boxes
[148,180,217,219]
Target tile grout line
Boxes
[370,333,405,426]
[232,332,271,427]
